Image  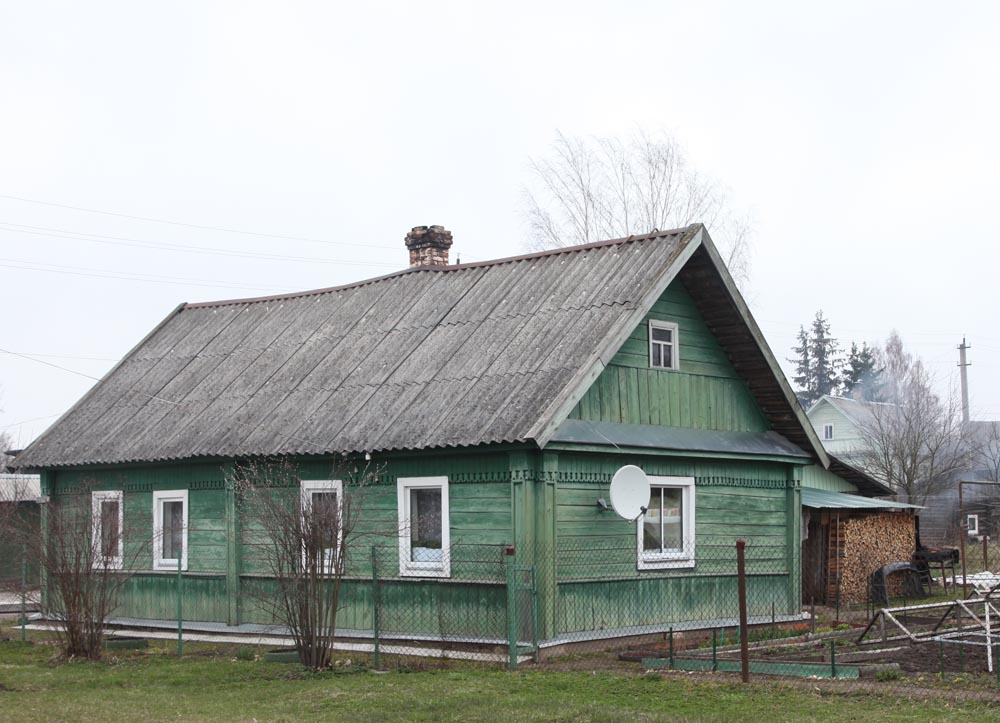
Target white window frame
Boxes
[300,479,344,574]
[968,514,980,536]
[398,476,450,578]
[648,320,680,370]
[637,475,696,570]
[91,490,123,570]
[823,424,835,441]
[153,489,188,571]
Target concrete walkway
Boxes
[0,591,38,614]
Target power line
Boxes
[0,193,400,251]
[0,257,291,292]
[0,350,117,362]
[0,348,102,381]
[0,223,401,268]
[0,413,62,430]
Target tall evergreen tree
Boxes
[841,342,882,400]
[808,311,840,401]
[788,326,812,407]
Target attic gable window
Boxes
[649,320,679,370]
[823,424,834,440]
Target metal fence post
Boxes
[506,551,517,671]
[20,543,27,642]
[177,538,183,658]
[371,545,380,669]
[711,628,717,672]
[668,627,674,668]
[736,539,750,683]
[830,640,836,679]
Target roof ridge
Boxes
[183,225,698,310]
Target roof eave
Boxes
[693,231,831,468]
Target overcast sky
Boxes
[1,1,998,449]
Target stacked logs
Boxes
[828,511,916,604]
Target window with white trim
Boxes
[823,424,835,441]
[638,476,695,569]
[92,490,123,570]
[301,479,343,574]
[649,320,679,370]
[968,514,980,536]
[153,490,188,571]
[398,476,450,577]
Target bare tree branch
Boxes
[854,331,973,505]
[523,128,753,288]
[232,456,379,670]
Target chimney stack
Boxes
[405,225,453,267]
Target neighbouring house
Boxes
[0,473,41,588]
[15,223,912,653]
[806,395,888,465]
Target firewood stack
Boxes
[828,512,916,604]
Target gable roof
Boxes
[14,224,827,469]
[807,394,891,429]
[827,454,893,496]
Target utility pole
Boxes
[958,337,971,424]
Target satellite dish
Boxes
[609,465,650,521]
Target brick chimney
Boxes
[405,225,453,267]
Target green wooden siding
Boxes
[801,463,857,493]
[42,445,801,643]
[551,452,798,636]
[46,454,515,628]
[568,281,769,432]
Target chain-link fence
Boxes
[12,530,1000,698]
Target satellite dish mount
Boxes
[608,465,651,523]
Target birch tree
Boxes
[523,129,753,288]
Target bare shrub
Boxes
[231,456,378,669]
[0,477,142,659]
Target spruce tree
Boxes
[842,342,882,400]
[808,311,840,400]
[789,326,812,407]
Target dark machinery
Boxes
[911,517,960,592]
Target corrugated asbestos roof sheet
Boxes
[550,419,811,459]
[801,488,921,510]
[15,227,699,468]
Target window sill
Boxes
[637,558,696,571]
[398,567,451,579]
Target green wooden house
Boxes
[14,223,869,653]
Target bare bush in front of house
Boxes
[232,457,376,670]
[0,477,141,659]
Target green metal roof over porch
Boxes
[801,488,921,510]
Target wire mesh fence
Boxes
[9,533,1000,698]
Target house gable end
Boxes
[565,278,770,432]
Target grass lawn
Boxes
[1,639,999,722]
